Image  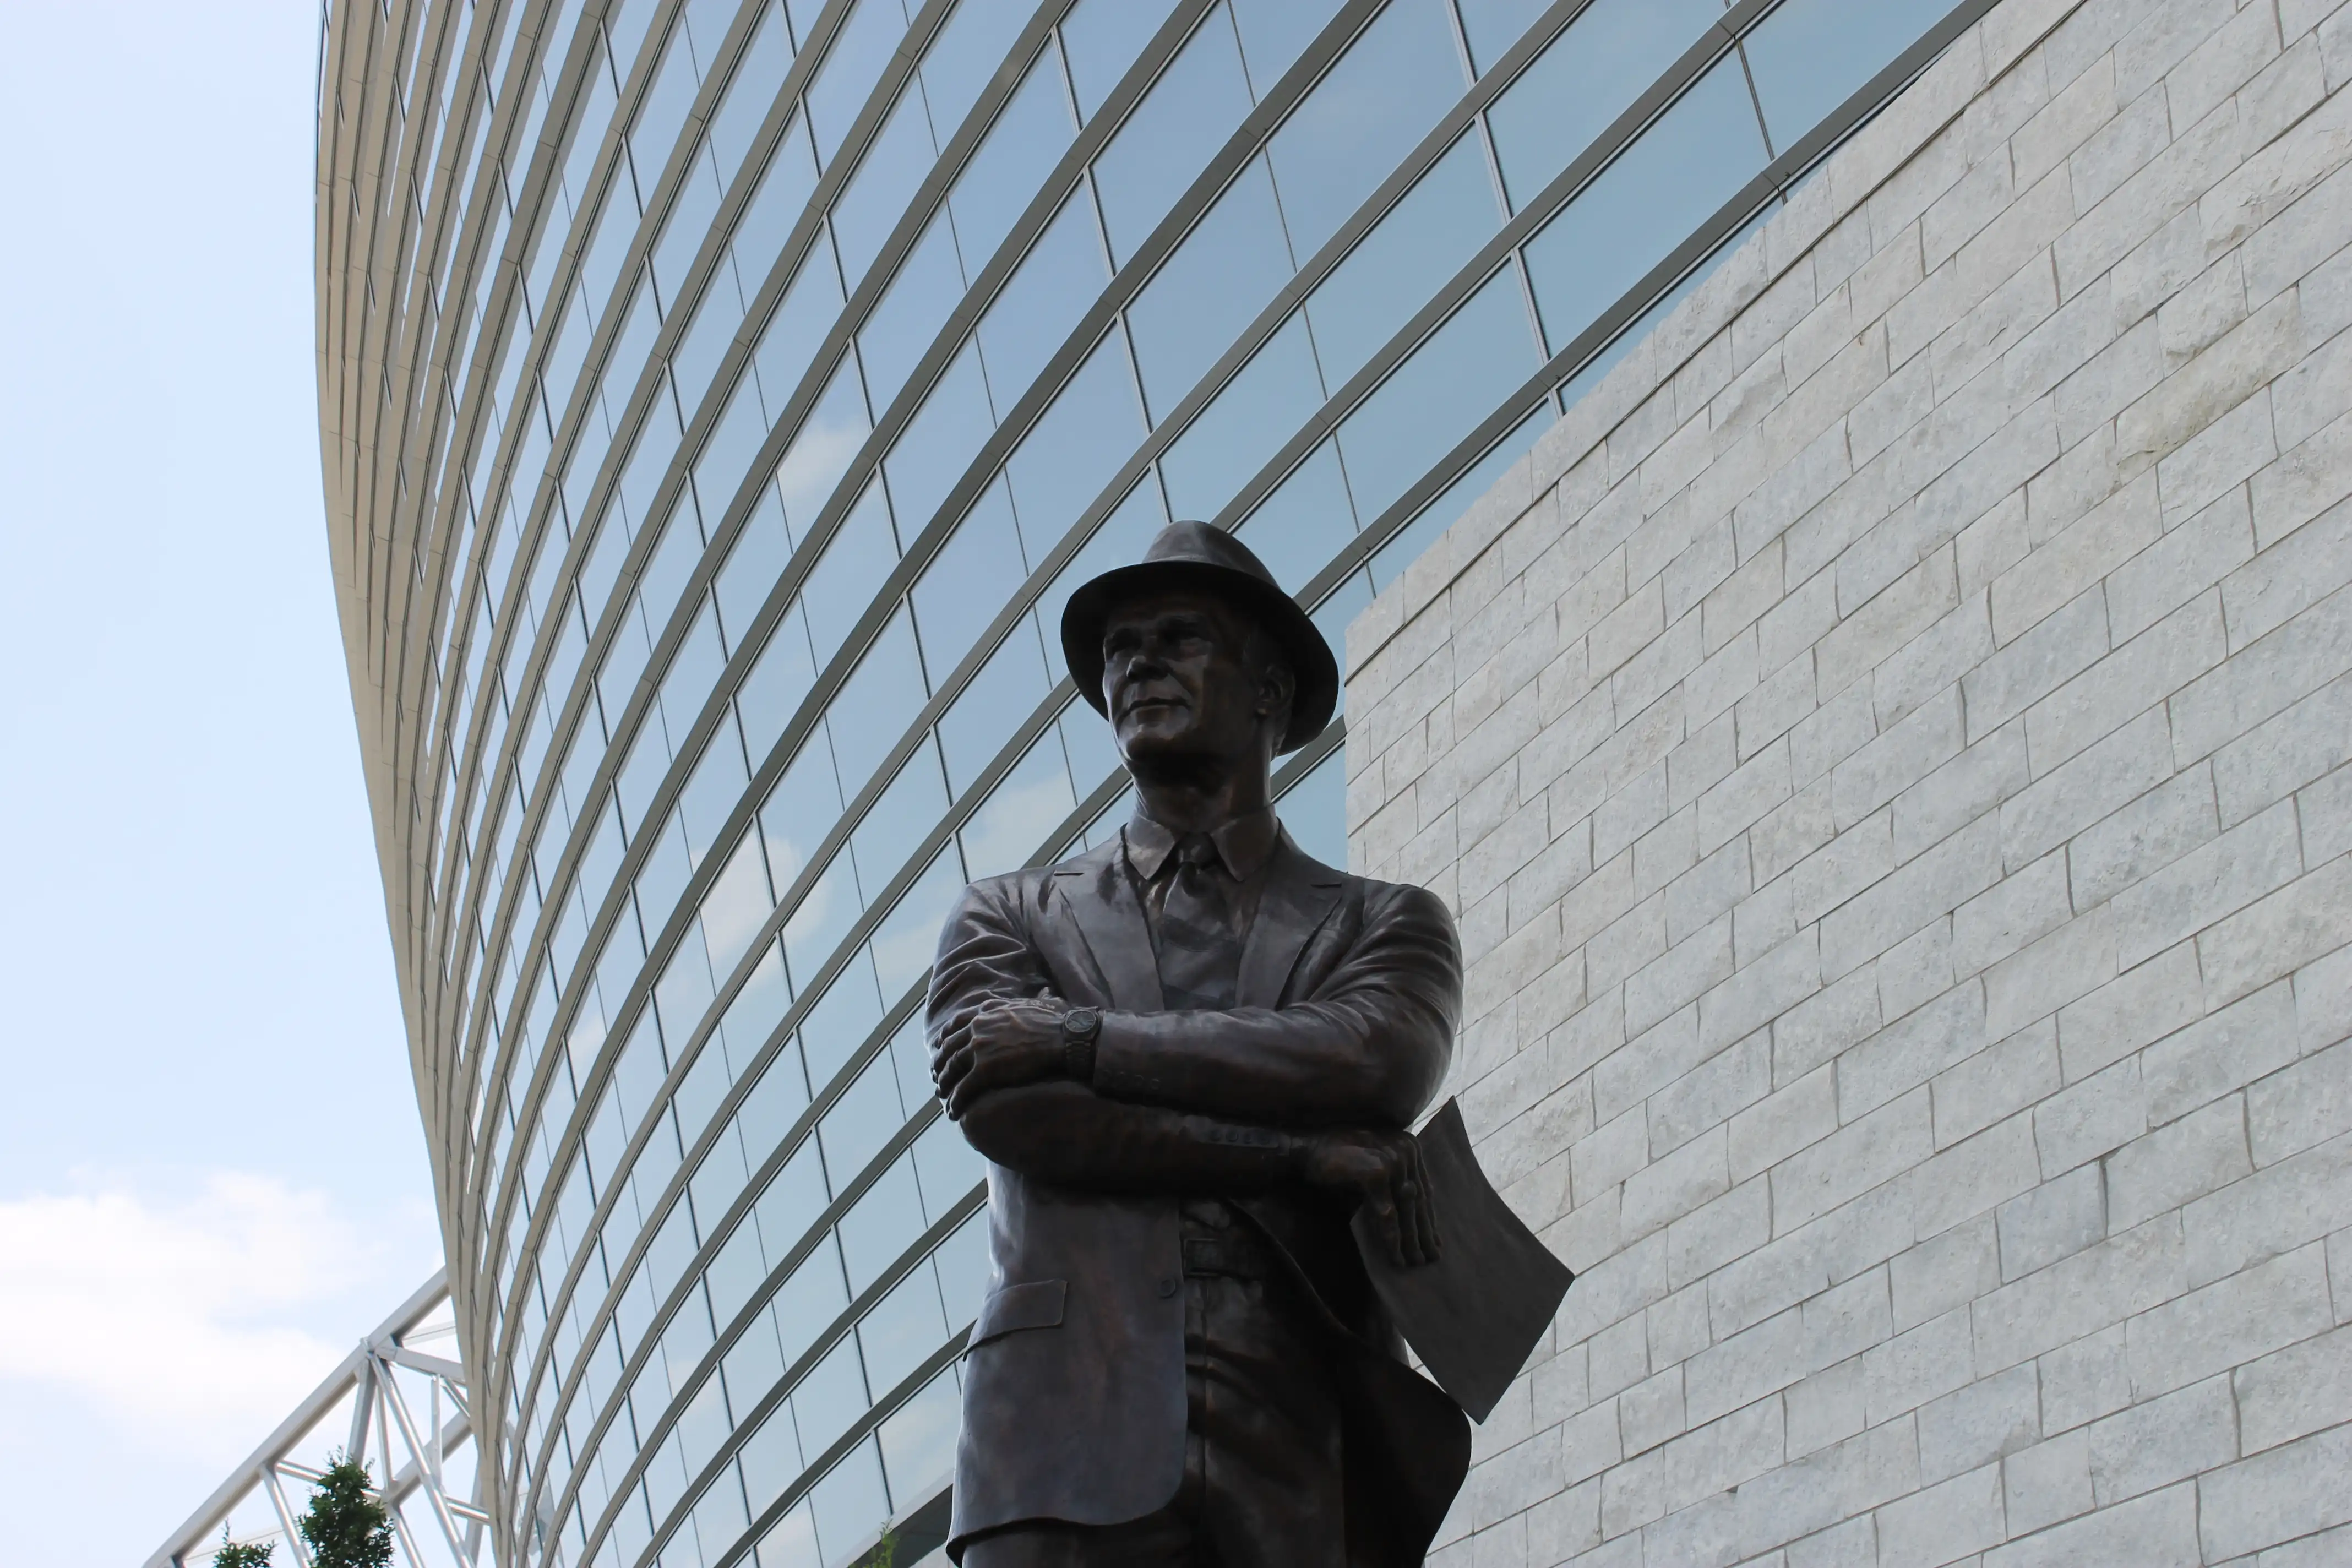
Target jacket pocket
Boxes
[967,1278,1067,1349]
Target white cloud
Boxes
[0,1172,435,1461]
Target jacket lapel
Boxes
[1238,831,1346,1010]
[1049,840,1164,1013]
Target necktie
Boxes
[1153,835,1243,1011]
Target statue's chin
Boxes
[1117,733,1227,780]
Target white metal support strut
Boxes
[148,1274,483,1568]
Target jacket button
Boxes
[1157,1276,1179,1298]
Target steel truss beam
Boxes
[148,1273,485,1568]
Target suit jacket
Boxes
[927,826,1471,1562]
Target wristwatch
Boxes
[1060,1005,1102,1083]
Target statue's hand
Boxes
[934,997,1068,1119]
[1298,1128,1441,1268]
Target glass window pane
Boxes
[851,738,950,898]
[820,1044,907,1186]
[692,1466,751,1555]
[827,609,930,793]
[1337,267,1539,520]
[1368,400,1549,590]
[883,341,999,538]
[878,1365,961,1502]
[1265,0,1462,259]
[600,274,663,438]
[1454,0,1550,75]
[674,274,747,421]
[1520,57,1768,354]
[1309,571,1370,720]
[790,1333,871,1458]
[1038,472,1168,640]
[1227,0,1343,95]
[1006,331,1148,558]
[717,486,792,650]
[737,603,818,763]
[655,924,721,1057]
[1126,157,1294,423]
[1744,0,1956,150]
[913,477,1030,678]
[694,372,771,521]
[1090,11,1253,266]
[775,354,871,535]
[801,950,885,1085]
[976,189,1109,412]
[858,1262,949,1397]
[761,731,846,891]
[580,518,633,626]
[783,851,864,1001]
[959,721,1077,878]
[947,49,1079,277]
[643,500,710,628]
[1059,0,1181,123]
[921,0,1036,139]
[937,614,1055,796]
[755,1140,833,1276]
[837,1155,925,1295]
[631,21,701,177]
[803,478,902,667]
[614,1006,671,1124]
[806,0,907,167]
[1550,202,1773,410]
[810,1440,891,1558]
[885,1013,933,1121]
[1306,130,1501,389]
[654,148,727,318]
[722,940,797,1080]
[734,112,821,300]
[1234,439,1355,597]
[930,1210,989,1325]
[911,1112,986,1222]
[753,231,847,424]
[702,829,777,976]
[1159,313,1323,524]
[679,715,751,863]
[754,1498,818,1564]
[1275,742,1346,869]
[658,601,729,745]
[857,213,966,413]
[710,2,794,186]
[831,89,940,290]
[1485,0,1724,212]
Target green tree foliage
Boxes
[213,1531,274,1568]
[298,1455,394,1568]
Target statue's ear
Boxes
[1259,658,1297,721]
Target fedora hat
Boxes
[1060,520,1338,754]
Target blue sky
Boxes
[0,3,442,1562]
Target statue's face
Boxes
[1101,589,1276,768]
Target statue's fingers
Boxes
[934,1043,976,1100]
[1407,1143,1441,1264]
[1392,1168,1430,1268]
[946,1064,987,1120]
[948,1047,1023,1117]
[930,1009,982,1071]
[1370,1172,1408,1267]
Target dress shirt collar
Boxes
[1123,803,1281,883]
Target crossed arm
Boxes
[924,877,1462,1263]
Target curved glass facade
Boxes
[315,0,1983,1564]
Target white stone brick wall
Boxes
[1345,0,2352,1561]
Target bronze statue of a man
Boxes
[927,522,1559,1565]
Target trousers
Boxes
[960,1231,1346,1568]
